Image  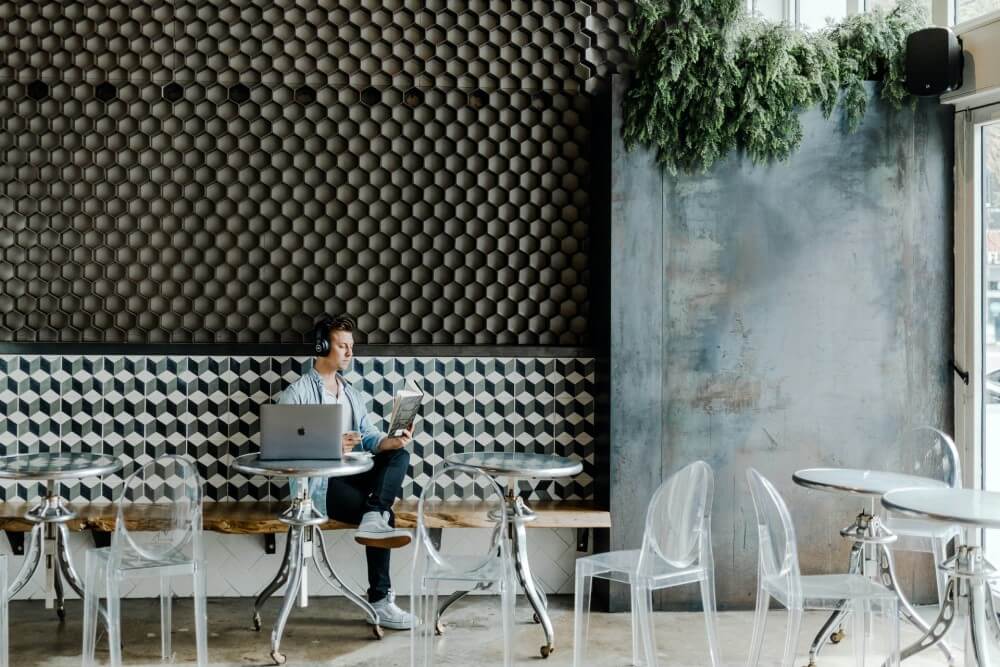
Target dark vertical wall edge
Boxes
[588,89,614,611]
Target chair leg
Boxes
[634,584,657,667]
[413,582,437,667]
[0,555,7,667]
[699,572,723,667]
[107,572,123,667]
[747,585,769,667]
[572,568,592,667]
[932,538,949,609]
[781,605,803,667]
[81,553,100,667]
[193,564,209,667]
[851,599,865,667]
[501,571,516,667]
[160,577,172,661]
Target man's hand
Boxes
[342,431,362,455]
[377,423,413,452]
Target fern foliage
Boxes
[622,0,928,173]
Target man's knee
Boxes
[382,447,410,467]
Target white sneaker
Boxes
[369,590,418,630]
[354,511,412,549]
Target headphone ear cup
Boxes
[313,320,330,356]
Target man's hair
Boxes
[326,314,355,335]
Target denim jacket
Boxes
[276,362,386,506]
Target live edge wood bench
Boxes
[0,500,611,553]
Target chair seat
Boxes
[423,555,508,584]
[576,549,704,586]
[765,573,898,610]
[90,546,196,575]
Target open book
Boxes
[387,379,424,437]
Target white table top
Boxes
[445,452,583,480]
[232,453,373,479]
[793,468,949,497]
[883,487,1000,529]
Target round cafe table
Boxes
[793,468,954,666]
[439,451,584,659]
[883,487,1000,667]
[0,452,121,620]
[232,453,378,665]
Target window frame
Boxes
[745,0,953,26]
[955,105,1000,511]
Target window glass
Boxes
[983,121,1000,557]
[798,0,848,29]
[867,0,934,14]
[957,0,1000,23]
[751,0,788,21]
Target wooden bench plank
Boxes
[0,501,610,533]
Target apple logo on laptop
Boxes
[297,427,306,436]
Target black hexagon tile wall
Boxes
[0,0,631,345]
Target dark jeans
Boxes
[326,447,410,603]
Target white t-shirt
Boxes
[322,376,354,441]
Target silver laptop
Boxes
[259,404,344,461]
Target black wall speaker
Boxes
[905,27,964,96]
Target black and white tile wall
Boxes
[0,355,596,504]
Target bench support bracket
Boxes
[90,530,111,549]
[5,531,23,555]
[263,533,276,555]
[428,527,442,551]
[576,527,590,552]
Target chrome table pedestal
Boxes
[805,508,954,666]
[884,487,1000,667]
[793,468,956,666]
[10,483,86,618]
[437,452,584,659]
[0,452,122,620]
[233,454,380,666]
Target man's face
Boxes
[328,330,354,370]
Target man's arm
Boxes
[357,393,389,453]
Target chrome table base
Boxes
[8,481,88,620]
[251,490,382,665]
[806,508,955,666]
[436,485,554,659]
[902,545,1000,666]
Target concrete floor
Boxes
[12,596,958,666]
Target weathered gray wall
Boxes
[610,77,954,609]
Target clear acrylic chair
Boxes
[573,460,721,667]
[0,554,8,667]
[82,456,208,667]
[411,464,516,667]
[882,426,962,606]
[746,468,900,667]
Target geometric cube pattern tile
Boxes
[0,0,633,346]
[0,355,596,502]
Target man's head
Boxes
[315,315,355,371]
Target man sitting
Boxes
[277,314,416,630]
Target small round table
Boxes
[232,453,379,665]
[793,468,954,666]
[439,451,584,659]
[883,487,1000,667]
[0,452,121,619]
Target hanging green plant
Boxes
[622,0,928,173]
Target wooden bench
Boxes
[0,500,610,551]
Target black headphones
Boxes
[313,317,335,357]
